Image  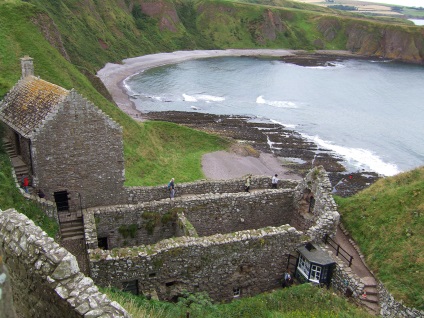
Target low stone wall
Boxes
[87,189,294,249]
[89,224,305,302]
[0,208,130,318]
[378,282,424,317]
[124,176,298,204]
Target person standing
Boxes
[168,178,175,199]
[22,176,29,193]
[271,174,279,189]
[245,175,251,192]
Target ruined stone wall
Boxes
[293,167,339,242]
[89,225,305,302]
[88,189,294,249]
[378,282,424,318]
[0,208,130,318]
[31,90,125,209]
[124,176,298,204]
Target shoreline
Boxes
[97,49,359,121]
[97,50,381,195]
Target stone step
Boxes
[364,286,379,296]
[361,300,380,316]
[61,234,85,241]
[361,293,379,304]
[61,228,84,239]
[61,224,84,233]
[60,218,84,238]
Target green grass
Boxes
[335,167,424,309]
[101,284,372,317]
[124,121,229,186]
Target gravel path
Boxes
[202,151,302,180]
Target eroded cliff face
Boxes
[344,23,424,63]
[31,0,424,65]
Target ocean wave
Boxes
[123,79,140,97]
[269,119,297,129]
[301,133,401,176]
[183,93,225,102]
[305,62,346,69]
[256,96,298,108]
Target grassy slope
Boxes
[335,167,424,309]
[101,284,373,318]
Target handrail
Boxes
[323,234,353,267]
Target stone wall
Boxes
[293,167,340,242]
[87,189,294,249]
[378,282,424,318]
[0,208,130,318]
[124,176,298,204]
[89,225,305,302]
[31,90,125,210]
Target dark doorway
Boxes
[54,191,69,211]
[98,237,109,250]
[14,132,21,155]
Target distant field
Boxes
[294,0,424,18]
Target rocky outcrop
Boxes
[140,0,181,32]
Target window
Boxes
[297,255,310,279]
[233,288,241,298]
[310,264,322,282]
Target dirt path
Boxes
[202,151,302,180]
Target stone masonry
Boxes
[86,167,339,302]
[0,208,130,318]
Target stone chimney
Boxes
[20,56,34,78]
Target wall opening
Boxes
[98,237,109,250]
[54,191,69,212]
[122,280,139,295]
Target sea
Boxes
[125,56,424,177]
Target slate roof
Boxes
[0,75,69,138]
[297,243,335,266]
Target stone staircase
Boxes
[3,138,31,183]
[332,226,381,316]
[60,217,85,241]
[360,276,380,315]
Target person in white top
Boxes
[271,174,278,189]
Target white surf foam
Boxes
[183,93,225,102]
[269,119,297,129]
[256,96,298,108]
[301,133,401,176]
[183,94,198,102]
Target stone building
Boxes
[0,56,125,210]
